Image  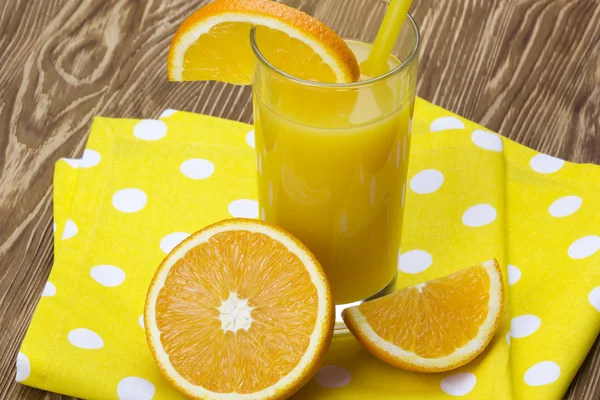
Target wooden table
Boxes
[1,0,599,398]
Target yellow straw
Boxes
[361,0,413,77]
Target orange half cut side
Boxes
[145,219,334,399]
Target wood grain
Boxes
[0,0,599,398]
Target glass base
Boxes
[334,273,397,335]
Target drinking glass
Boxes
[251,0,419,331]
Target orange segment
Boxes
[145,219,334,399]
[342,259,504,372]
[167,0,360,84]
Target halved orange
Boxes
[145,219,333,399]
[342,259,504,372]
[167,0,360,84]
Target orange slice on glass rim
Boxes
[343,259,504,372]
[167,0,360,84]
[144,219,334,399]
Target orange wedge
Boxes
[342,259,504,372]
[145,219,333,400]
[167,0,360,84]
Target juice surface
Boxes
[254,41,413,304]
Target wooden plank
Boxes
[0,0,598,398]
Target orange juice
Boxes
[254,40,417,305]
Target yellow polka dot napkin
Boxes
[17,98,600,399]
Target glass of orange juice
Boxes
[251,0,419,331]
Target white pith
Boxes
[218,292,255,333]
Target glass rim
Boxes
[249,13,420,89]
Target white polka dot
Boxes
[398,250,433,274]
[440,372,476,396]
[588,287,600,312]
[91,265,126,287]
[462,204,497,227]
[68,328,104,350]
[340,213,348,234]
[180,159,215,180]
[506,333,511,345]
[160,232,190,254]
[159,109,177,118]
[80,149,101,168]
[133,120,167,141]
[62,158,81,168]
[246,129,255,149]
[471,130,503,152]
[112,188,147,213]
[430,116,465,132]
[549,196,582,217]
[410,169,444,194]
[370,177,376,206]
[530,154,565,174]
[42,281,56,297]
[508,264,521,286]
[62,219,78,240]
[117,377,155,400]
[511,315,541,338]
[15,352,30,383]
[568,235,600,259]
[524,361,561,386]
[315,365,351,388]
[228,199,259,218]
[138,315,145,329]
